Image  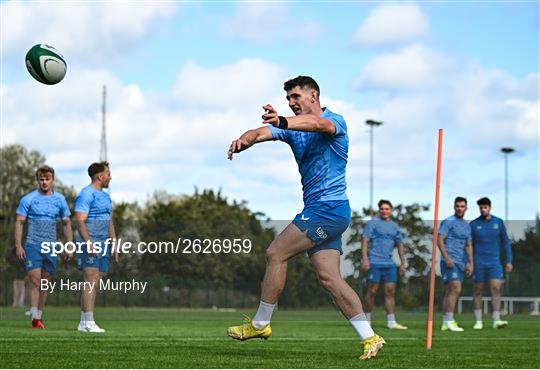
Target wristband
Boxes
[278,116,288,129]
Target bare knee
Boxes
[265,242,284,265]
[490,284,501,295]
[473,284,484,297]
[366,285,379,297]
[384,285,395,297]
[317,271,341,294]
[449,282,462,295]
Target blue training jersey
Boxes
[362,217,404,266]
[438,215,472,269]
[16,190,71,245]
[74,185,112,241]
[470,215,512,266]
[269,108,348,206]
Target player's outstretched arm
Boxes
[228,126,273,160]
[262,104,336,135]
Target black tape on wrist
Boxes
[278,116,289,129]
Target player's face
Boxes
[479,204,491,217]
[454,201,467,218]
[286,86,317,115]
[378,204,393,220]
[99,168,112,188]
[37,173,54,194]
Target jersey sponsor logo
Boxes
[476,225,482,230]
[493,224,499,229]
[316,227,328,239]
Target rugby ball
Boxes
[25,44,67,85]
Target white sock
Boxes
[83,311,94,323]
[349,313,375,340]
[252,301,275,329]
[492,311,501,321]
[80,311,85,323]
[443,312,453,323]
[387,313,396,325]
[30,306,38,319]
[36,310,43,320]
[474,309,482,322]
[365,312,371,322]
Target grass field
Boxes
[0,307,539,368]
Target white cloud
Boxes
[352,4,429,47]
[174,59,285,109]
[1,1,175,61]
[221,2,322,42]
[356,44,451,89]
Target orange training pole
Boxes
[427,129,443,351]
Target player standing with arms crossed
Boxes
[14,165,72,328]
[438,196,473,332]
[75,161,117,333]
[227,76,384,360]
[470,197,512,329]
[361,200,408,329]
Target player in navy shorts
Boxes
[226,76,384,360]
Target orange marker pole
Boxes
[427,129,443,351]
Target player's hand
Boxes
[64,252,73,262]
[505,263,513,273]
[465,262,473,277]
[399,265,406,276]
[445,258,455,269]
[361,259,370,272]
[228,138,251,160]
[262,104,279,126]
[15,246,25,260]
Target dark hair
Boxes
[454,196,467,205]
[378,199,393,209]
[283,76,320,95]
[35,165,55,180]
[477,197,491,207]
[88,161,109,179]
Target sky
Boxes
[1,1,539,224]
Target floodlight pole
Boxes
[501,147,514,224]
[366,120,383,211]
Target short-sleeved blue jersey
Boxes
[438,215,472,269]
[74,185,112,241]
[470,215,512,266]
[362,217,404,266]
[16,190,71,245]
[269,108,348,206]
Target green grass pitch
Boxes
[1,307,538,368]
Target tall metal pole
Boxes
[501,147,514,223]
[500,147,514,298]
[100,85,108,162]
[366,120,383,210]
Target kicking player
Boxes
[227,76,384,360]
[362,200,407,330]
[470,197,512,329]
[14,165,73,328]
[75,161,117,333]
[437,196,473,332]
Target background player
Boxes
[470,197,512,329]
[75,161,117,333]
[437,196,473,332]
[14,165,72,328]
[227,76,384,360]
[361,199,407,329]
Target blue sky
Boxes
[1,1,539,223]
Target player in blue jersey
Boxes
[14,165,73,328]
[470,197,512,330]
[226,76,384,360]
[361,200,407,330]
[437,196,473,332]
[75,161,117,333]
